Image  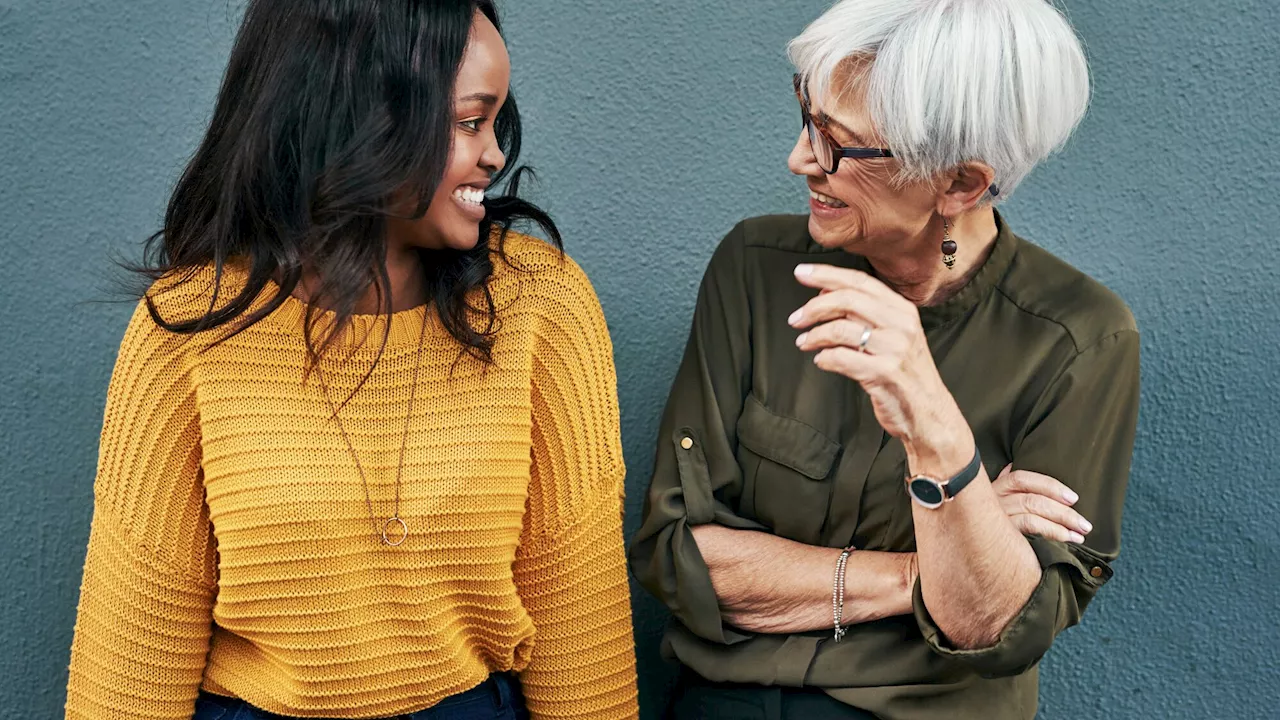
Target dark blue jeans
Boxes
[193,674,529,720]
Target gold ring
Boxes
[381,517,408,546]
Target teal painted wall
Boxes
[2,0,1277,717]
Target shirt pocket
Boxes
[735,395,842,544]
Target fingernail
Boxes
[1064,490,1079,504]
[788,309,804,325]
[1080,519,1093,534]
[794,264,814,277]
[795,332,808,346]
[1069,532,1085,544]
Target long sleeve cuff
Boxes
[630,428,761,646]
[663,518,751,646]
[912,535,1113,678]
[515,491,639,719]
[65,510,216,719]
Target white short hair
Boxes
[787,0,1090,201]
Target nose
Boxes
[787,127,821,178]
[480,135,507,175]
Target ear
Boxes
[935,162,997,217]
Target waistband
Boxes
[194,672,522,720]
[671,667,880,720]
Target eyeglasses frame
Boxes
[793,74,893,174]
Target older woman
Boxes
[630,1,1139,719]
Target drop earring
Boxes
[941,218,957,269]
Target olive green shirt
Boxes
[629,213,1140,720]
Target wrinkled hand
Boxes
[790,264,965,454]
[993,464,1092,544]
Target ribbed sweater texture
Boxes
[65,234,639,719]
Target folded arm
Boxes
[690,525,915,633]
[792,263,1140,675]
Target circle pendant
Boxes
[381,517,408,546]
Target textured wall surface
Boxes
[2,0,1278,717]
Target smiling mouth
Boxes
[452,185,486,207]
[810,189,848,208]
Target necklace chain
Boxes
[316,309,429,546]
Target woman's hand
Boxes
[789,265,1091,543]
[790,264,967,465]
[993,465,1093,544]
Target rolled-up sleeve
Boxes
[628,222,765,645]
[914,328,1141,677]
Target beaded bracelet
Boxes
[832,545,856,642]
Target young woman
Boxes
[64,2,638,718]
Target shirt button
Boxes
[1090,566,1103,578]
[680,436,694,450]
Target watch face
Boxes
[908,477,946,508]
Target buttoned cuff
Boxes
[912,536,1113,678]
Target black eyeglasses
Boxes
[793,74,893,174]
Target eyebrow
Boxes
[816,110,871,147]
[457,92,500,106]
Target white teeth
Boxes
[454,187,485,205]
[809,190,847,208]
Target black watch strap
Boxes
[943,446,983,499]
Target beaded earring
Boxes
[941,218,957,269]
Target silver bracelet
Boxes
[832,545,855,642]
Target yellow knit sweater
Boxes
[65,234,639,719]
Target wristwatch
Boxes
[905,447,982,509]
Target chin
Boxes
[807,215,845,248]
[807,214,869,252]
[444,234,481,251]
[439,223,483,251]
